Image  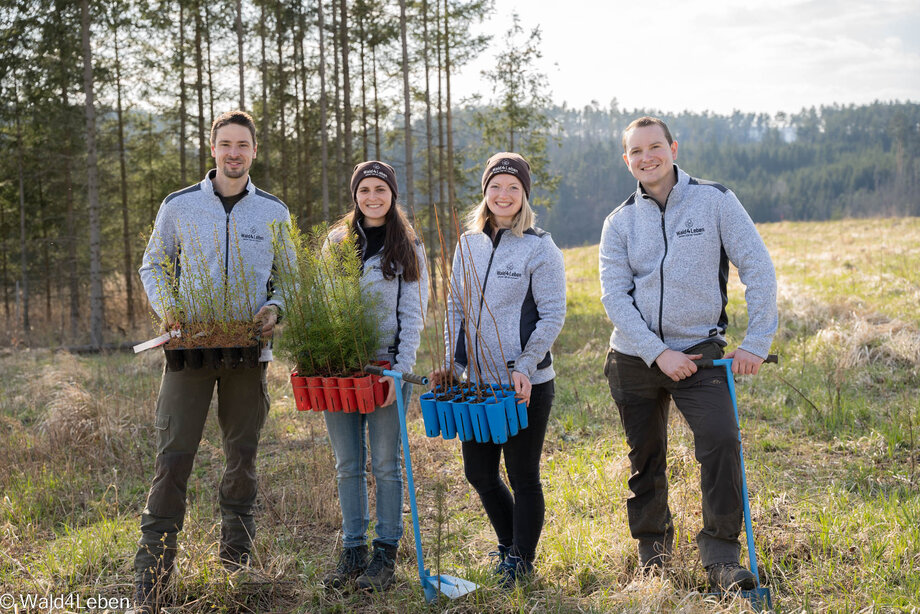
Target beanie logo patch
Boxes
[362,168,391,181]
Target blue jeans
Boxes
[324,383,411,548]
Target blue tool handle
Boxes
[363,364,429,386]
[694,356,771,590]
[692,353,778,369]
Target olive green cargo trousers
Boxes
[133,363,270,586]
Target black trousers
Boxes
[604,343,743,567]
[461,380,554,563]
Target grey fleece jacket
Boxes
[139,170,292,322]
[329,225,429,375]
[599,164,777,366]
[445,223,566,387]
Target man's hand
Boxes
[725,348,764,375]
[379,375,397,407]
[162,308,183,332]
[511,371,532,406]
[654,349,703,382]
[255,305,279,337]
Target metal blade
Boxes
[426,574,479,600]
[133,329,180,353]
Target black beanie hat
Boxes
[481,152,531,199]
[351,161,398,204]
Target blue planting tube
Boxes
[419,391,440,438]
[451,395,474,442]
[516,396,528,430]
[436,393,457,440]
[484,395,509,444]
[468,396,491,443]
[500,389,520,437]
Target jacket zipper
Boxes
[473,230,503,382]
[657,207,668,341]
[224,212,231,310]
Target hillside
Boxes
[0,218,917,612]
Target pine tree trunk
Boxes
[236,0,245,109]
[275,3,288,202]
[81,0,104,347]
[114,28,134,327]
[400,0,413,212]
[15,95,29,341]
[179,0,187,185]
[318,0,330,220]
[423,0,437,293]
[204,3,215,122]
[340,0,352,176]
[372,43,381,160]
[331,1,343,209]
[358,8,368,161]
[62,82,80,339]
[194,0,206,178]
[260,2,271,190]
[297,5,312,219]
[444,0,456,246]
[0,195,8,324]
[436,0,447,250]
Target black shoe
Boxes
[488,544,511,574]
[127,581,159,614]
[221,549,252,574]
[355,542,398,592]
[638,539,672,571]
[497,554,533,590]
[706,562,756,591]
[323,544,369,590]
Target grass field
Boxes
[1,218,918,612]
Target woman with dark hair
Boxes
[432,152,566,588]
[321,161,428,592]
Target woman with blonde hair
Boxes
[432,152,566,587]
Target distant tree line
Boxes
[537,101,920,247]
[1,1,917,345]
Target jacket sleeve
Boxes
[392,242,429,374]
[138,199,179,320]
[262,209,294,317]
[443,240,469,381]
[599,213,669,366]
[513,236,567,379]
[719,192,778,359]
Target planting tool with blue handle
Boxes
[694,354,777,612]
[363,365,480,603]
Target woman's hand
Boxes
[427,368,453,390]
[380,375,397,407]
[512,371,532,406]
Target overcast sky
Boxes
[451,0,920,116]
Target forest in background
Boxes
[2,0,919,347]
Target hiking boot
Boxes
[127,581,159,614]
[323,544,369,590]
[706,562,756,591]
[221,549,252,574]
[355,542,398,592]
[638,538,672,571]
[497,554,534,590]
[488,544,511,574]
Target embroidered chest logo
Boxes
[676,218,705,238]
[495,262,523,280]
[240,225,266,242]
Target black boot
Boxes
[489,544,511,574]
[356,542,398,592]
[706,562,756,591]
[322,545,369,590]
[497,554,534,590]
